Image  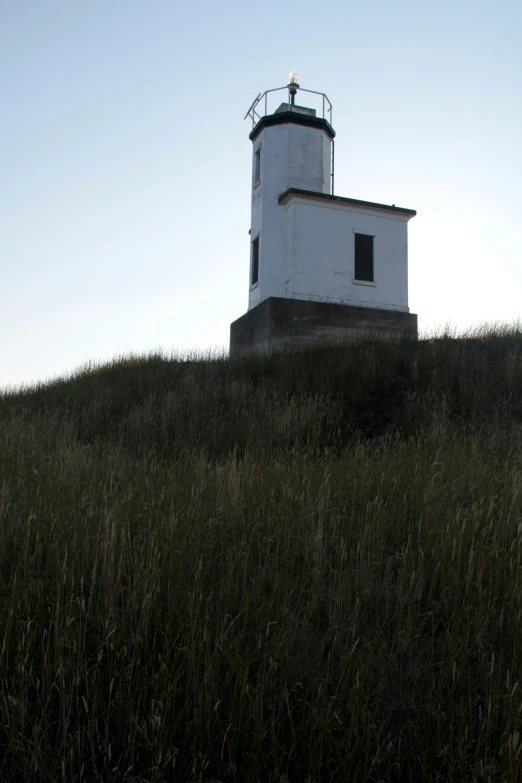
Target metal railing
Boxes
[244,83,335,195]
[244,85,333,128]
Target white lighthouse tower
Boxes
[230,73,418,352]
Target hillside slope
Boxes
[1,328,521,782]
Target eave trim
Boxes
[278,188,416,217]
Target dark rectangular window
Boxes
[354,233,374,282]
[251,236,259,285]
[254,148,261,186]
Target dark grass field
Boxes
[1,326,521,782]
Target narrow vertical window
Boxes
[251,236,259,285]
[354,233,374,282]
[254,148,261,186]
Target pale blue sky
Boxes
[1,0,521,387]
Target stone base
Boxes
[230,297,418,353]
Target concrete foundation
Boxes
[230,297,418,354]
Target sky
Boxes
[1,0,521,388]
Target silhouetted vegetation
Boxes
[1,325,521,781]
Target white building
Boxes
[230,74,417,352]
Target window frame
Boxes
[251,235,260,287]
[353,230,376,285]
[253,147,261,188]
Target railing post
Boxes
[331,140,335,195]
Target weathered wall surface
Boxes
[284,195,410,312]
[230,298,272,354]
[249,120,332,311]
[230,297,418,354]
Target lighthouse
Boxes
[230,73,418,352]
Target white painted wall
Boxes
[247,113,412,314]
[249,119,332,311]
[283,195,411,312]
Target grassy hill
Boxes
[1,326,521,782]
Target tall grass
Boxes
[1,326,521,781]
